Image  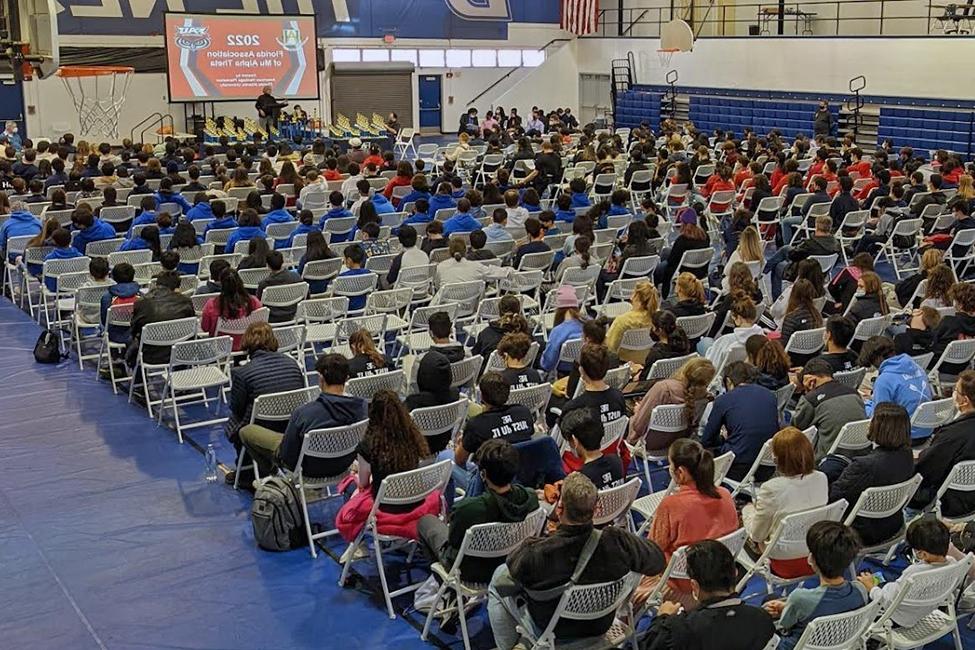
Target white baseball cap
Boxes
[349,137,362,148]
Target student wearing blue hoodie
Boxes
[283,209,320,249]
[540,285,586,375]
[568,178,591,209]
[442,198,482,236]
[554,193,577,224]
[260,192,294,229]
[399,198,433,231]
[71,209,117,255]
[450,177,466,199]
[860,335,934,442]
[153,177,193,214]
[120,224,162,261]
[397,175,431,210]
[204,199,238,235]
[0,205,41,260]
[224,208,267,254]
[521,188,543,213]
[99,262,141,345]
[428,182,458,217]
[371,192,395,216]
[608,189,631,217]
[42,228,84,291]
[338,243,372,312]
[186,193,215,222]
[319,190,353,241]
[127,195,159,237]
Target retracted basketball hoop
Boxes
[56,66,134,139]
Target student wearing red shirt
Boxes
[321,158,343,181]
[702,164,736,212]
[847,147,871,179]
[941,159,963,187]
[362,145,384,170]
[855,166,881,203]
[803,148,829,185]
[734,160,757,189]
[769,152,788,190]
[382,161,414,198]
[772,159,799,196]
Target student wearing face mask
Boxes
[813,101,833,137]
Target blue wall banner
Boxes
[56,0,561,39]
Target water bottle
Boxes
[204,444,218,483]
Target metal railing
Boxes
[467,38,572,106]
[589,1,966,38]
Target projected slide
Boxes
[165,13,319,103]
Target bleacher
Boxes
[614,89,663,129]
[689,96,838,139]
[878,106,974,157]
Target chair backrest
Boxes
[911,397,957,430]
[845,474,922,526]
[301,257,344,283]
[618,254,659,278]
[870,554,973,632]
[833,367,866,390]
[140,316,199,348]
[825,418,871,455]
[645,352,698,380]
[767,500,848,561]
[260,282,309,308]
[331,271,378,300]
[294,419,369,480]
[296,296,349,323]
[373,458,452,509]
[410,397,468,444]
[647,403,689,435]
[215,306,270,337]
[935,459,975,519]
[556,337,584,366]
[454,508,547,565]
[791,600,881,650]
[618,327,654,357]
[851,314,891,342]
[674,247,712,275]
[237,267,271,289]
[934,338,975,370]
[541,573,641,643]
[269,324,306,355]
[507,383,553,417]
[42,255,91,284]
[675,312,716,340]
[345,369,405,401]
[784,327,826,356]
[662,527,747,583]
[169,335,233,370]
[517,249,556,272]
[85,237,126,256]
[449,355,483,389]
[592,477,642,527]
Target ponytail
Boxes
[669,438,719,499]
[576,236,592,269]
[652,309,691,354]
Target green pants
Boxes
[239,424,283,477]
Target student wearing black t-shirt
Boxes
[520,139,562,195]
[454,372,535,490]
[562,408,624,490]
[561,344,627,426]
[512,216,551,270]
[497,331,542,389]
[813,315,860,373]
[347,328,392,378]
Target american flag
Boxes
[561,0,600,36]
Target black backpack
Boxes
[33,329,64,364]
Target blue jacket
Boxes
[372,194,395,215]
[609,204,630,217]
[205,216,239,234]
[100,281,141,344]
[119,236,153,253]
[700,383,779,475]
[128,211,157,237]
[73,219,117,254]
[524,203,542,213]
[284,222,320,248]
[154,190,192,213]
[428,194,457,216]
[397,190,430,208]
[186,202,214,222]
[451,189,466,199]
[224,226,266,253]
[442,211,482,236]
[403,211,433,226]
[570,192,591,208]
[320,206,354,242]
[867,354,933,439]
[43,247,84,291]
[554,208,577,223]
[43,171,68,191]
[0,210,41,259]
[261,208,294,229]
[541,318,584,373]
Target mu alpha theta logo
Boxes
[277,27,308,51]
[174,25,211,51]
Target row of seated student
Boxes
[205,309,975,649]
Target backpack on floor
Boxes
[251,476,307,551]
[33,329,64,364]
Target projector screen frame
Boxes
[162,11,321,105]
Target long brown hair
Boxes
[669,438,719,499]
[28,217,60,247]
[859,271,888,315]
[362,390,430,473]
[349,329,385,367]
[727,261,757,297]
[786,279,824,327]
[673,357,716,425]
[496,294,531,335]
[747,335,790,380]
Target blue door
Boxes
[0,79,25,137]
[418,75,442,131]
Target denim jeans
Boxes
[780,215,804,245]
[764,245,792,299]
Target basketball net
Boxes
[56,67,134,139]
[657,48,679,69]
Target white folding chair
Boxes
[865,554,973,650]
[127,317,200,417]
[215,307,270,355]
[644,352,699,380]
[301,257,344,296]
[419,508,548,650]
[259,282,309,325]
[735,500,849,594]
[288,418,369,556]
[96,302,134,394]
[157,336,233,443]
[826,418,872,455]
[337,459,453,619]
[71,284,113,369]
[928,339,975,395]
[410,397,469,452]
[844,474,922,568]
[933,459,975,524]
[507,383,553,424]
[833,367,866,390]
[676,312,716,340]
[875,218,922,280]
[346,369,405,401]
[784,327,826,359]
[911,397,957,431]
[618,327,654,362]
[592,477,642,530]
[449,355,483,391]
[791,600,882,650]
[330,271,378,316]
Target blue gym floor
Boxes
[0,295,970,649]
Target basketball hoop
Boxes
[56,66,134,139]
[656,48,680,68]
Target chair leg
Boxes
[298,480,317,558]
[456,589,472,650]
[170,383,185,444]
[233,447,248,490]
[338,530,366,587]
[373,537,396,619]
[420,578,451,641]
